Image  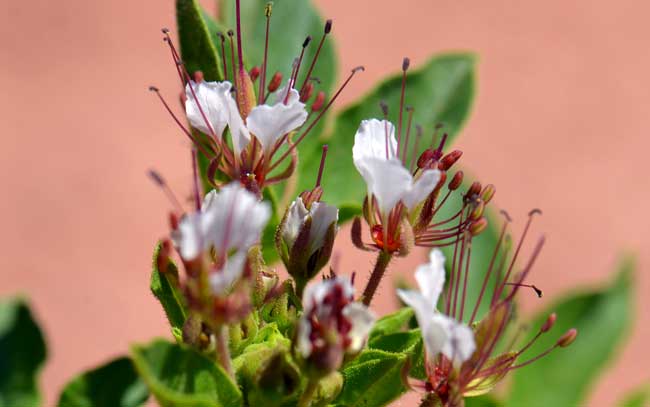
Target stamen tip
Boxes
[352,65,365,73]
[402,57,410,71]
[325,19,333,34]
[148,85,159,92]
[303,35,312,48]
[161,27,170,34]
[147,169,165,186]
[227,29,234,36]
[500,209,513,222]
[529,208,543,217]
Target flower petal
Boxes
[184,81,232,137]
[402,168,441,210]
[414,249,446,308]
[171,213,204,261]
[352,119,398,175]
[202,183,271,253]
[246,97,308,153]
[342,302,376,353]
[439,317,476,365]
[307,202,339,254]
[209,250,247,296]
[282,197,309,248]
[358,157,412,216]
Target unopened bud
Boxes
[467,181,482,198]
[249,66,261,82]
[439,150,463,170]
[236,68,256,119]
[449,171,464,190]
[470,217,488,236]
[557,328,578,347]
[300,81,314,103]
[541,313,557,333]
[193,71,204,83]
[311,91,325,111]
[481,184,496,204]
[268,71,283,92]
[469,199,485,221]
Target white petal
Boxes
[297,316,313,358]
[282,197,309,248]
[439,317,476,365]
[342,302,376,353]
[184,81,231,138]
[307,202,338,254]
[223,94,251,158]
[246,98,308,153]
[209,251,246,295]
[422,314,451,358]
[358,158,412,216]
[302,276,355,315]
[171,213,204,260]
[272,84,301,105]
[402,169,441,210]
[202,183,271,253]
[352,119,398,175]
[414,249,446,308]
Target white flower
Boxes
[297,277,376,359]
[397,249,476,365]
[352,119,441,217]
[185,80,308,158]
[282,197,338,256]
[209,250,247,296]
[172,182,271,261]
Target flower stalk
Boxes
[361,250,392,306]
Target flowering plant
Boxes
[0,0,639,406]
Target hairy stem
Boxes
[298,378,319,407]
[216,325,234,378]
[362,251,393,306]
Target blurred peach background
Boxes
[1,0,648,405]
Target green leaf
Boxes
[368,330,421,355]
[150,243,187,331]
[0,297,46,407]
[299,53,476,220]
[464,395,502,407]
[176,0,223,81]
[368,307,414,341]
[333,349,408,407]
[618,383,650,407]
[130,339,242,407]
[507,256,635,406]
[57,357,148,407]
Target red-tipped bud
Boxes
[481,184,496,204]
[438,150,463,170]
[470,218,488,236]
[541,313,557,333]
[469,199,485,221]
[312,91,325,111]
[300,81,314,103]
[467,181,482,198]
[249,66,261,82]
[417,149,435,169]
[268,71,283,92]
[557,328,578,347]
[449,171,464,190]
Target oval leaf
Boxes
[150,243,187,332]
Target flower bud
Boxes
[465,181,482,202]
[448,171,464,190]
[249,66,261,82]
[236,68,256,119]
[276,197,338,294]
[268,71,283,93]
[481,184,496,204]
[311,91,326,111]
[297,277,375,376]
[557,328,578,347]
[417,149,436,169]
[300,81,314,103]
[470,217,488,236]
[541,313,557,333]
[438,150,463,170]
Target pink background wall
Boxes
[1,0,648,405]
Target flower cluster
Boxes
[147,1,577,406]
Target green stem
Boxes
[216,325,234,379]
[362,251,393,306]
[298,378,319,407]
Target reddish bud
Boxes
[311,91,326,111]
[417,149,435,169]
[541,313,557,333]
[481,184,496,204]
[438,150,463,170]
[448,171,464,190]
[268,71,283,92]
[467,181,482,198]
[470,218,488,236]
[557,328,578,347]
[300,81,314,103]
[249,66,261,82]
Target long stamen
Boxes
[380,101,390,158]
[191,149,202,211]
[161,30,185,87]
[401,106,414,164]
[217,32,228,81]
[147,169,185,214]
[504,235,545,302]
[396,57,409,158]
[315,145,329,188]
[409,125,423,172]
[268,66,364,171]
[458,233,472,321]
[227,30,237,88]
[285,37,312,104]
[258,3,272,104]
[235,0,245,72]
[504,282,543,297]
[149,87,213,159]
[300,19,332,94]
